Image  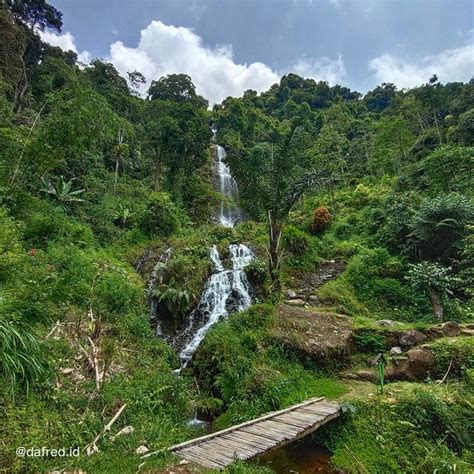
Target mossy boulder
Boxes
[271,304,355,369]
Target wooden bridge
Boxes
[169,397,341,469]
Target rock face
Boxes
[377,320,402,327]
[352,346,436,382]
[355,322,465,351]
[285,299,307,307]
[272,304,355,368]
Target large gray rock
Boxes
[399,329,427,347]
[390,346,403,356]
[377,319,401,327]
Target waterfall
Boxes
[147,133,253,373]
[175,137,253,368]
[178,244,253,368]
[216,145,241,228]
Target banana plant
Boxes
[113,204,135,228]
[40,175,85,203]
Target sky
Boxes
[41,0,474,105]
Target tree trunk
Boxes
[268,211,282,294]
[114,157,119,191]
[428,288,444,321]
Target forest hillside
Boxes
[0,1,473,473]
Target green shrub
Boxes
[283,224,310,256]
[430,337,474,378]
[245,258,268,292]
[22,208,95,249]
[151,252,211,316]
[139,192,183,237]
[317,278,368,316]
[409,193,473,263]
[354,329,386,353]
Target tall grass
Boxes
[0,315,45,397]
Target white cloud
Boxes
[291,55,347,85]
[369,44,474,89]
[38,30,91,63]
[108,20,279,104]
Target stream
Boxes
[254,437,337,473]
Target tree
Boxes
[450,108,474,146]
[24,87,132,181]
[310,120,349,212]
[370,116,415,175]
[148,73,207,108]
[406,262,455,321]
[409,194,474,264]
[5,0,62,31]
[420,145,473,193]
[127,70,146,91]
[84,59,129,94]
[228,117,327,291]
[363,83,397,113]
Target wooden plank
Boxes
[180,446,234,467]
[240,424,289,440]
[301,404,339,414]
[240,426,287,443]
[282,411,318,423]
[169,397,325,451]
[260,419,305,435]
[271,414,312,429]
[196,437,258,459]
[299,405,338,415]
[225,431,274,450]
[298,401,337,410]
[220,432,272,451]
[179,450,226,469]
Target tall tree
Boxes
[4,0,62,31]
[228,115,327,291]
[148,73,208,108]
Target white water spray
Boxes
[216,145,241,227]
[162,134,253,373]
[179,244,253,367]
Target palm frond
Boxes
[283,168,329,216]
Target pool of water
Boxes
[253,437,338,473]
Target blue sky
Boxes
[42,0,474,104]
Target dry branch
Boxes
[84,403,127,456]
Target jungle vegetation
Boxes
[0,1,472,472]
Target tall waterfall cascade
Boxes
[216,145,242,227]
[174,132,253,367]
[149,129,254,371]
